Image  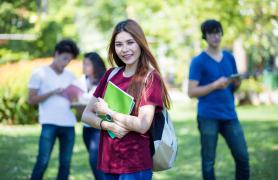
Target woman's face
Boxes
[83,58,94,76]
[114,31,141,66]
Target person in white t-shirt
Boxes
[72,52,106,180]
[28,39,79,180]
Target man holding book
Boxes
[28,39,79,180]
[188,19,249,180]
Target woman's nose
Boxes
[122,44,129,52]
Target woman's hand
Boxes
[93,98,110,115]
[112,123,129,138]
[102,121,129,139]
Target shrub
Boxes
[236,77,265,105]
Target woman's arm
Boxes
[94,98,155,134]
[111,105,155,134]
[81,96,129,138]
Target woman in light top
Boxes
[82,19,170,180]
[77,52,106,180]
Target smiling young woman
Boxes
[81,19,171,180]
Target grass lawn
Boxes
[0,102,277,180]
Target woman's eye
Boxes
[115,43,122,47]
[127,41,134,45]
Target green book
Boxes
[100,81,135,139]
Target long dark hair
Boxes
[108,19,171,112]
[84,52,106,84]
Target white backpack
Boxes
[144,71,178,171]
[149,107,178,171]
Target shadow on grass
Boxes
[0,120,277,180]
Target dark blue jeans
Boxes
[197,117,249,180]
[103,169,152,180]
[30,124,75,180]
[82,126,103,180]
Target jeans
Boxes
[82,126,103,180]
[197,117,250,180]
[103,169,152,180]
[30,124,75,180]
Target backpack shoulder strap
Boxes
[144,68,155,84]
[144,69,167,110]
[107,67,123,82]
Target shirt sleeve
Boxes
[189,58,202,82]
[229,54,239,92]
[140,71,163,111]
[231,55,238,74]
[28,68,42,89]
[93,68,114,98]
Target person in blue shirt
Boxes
[188,19,249,180]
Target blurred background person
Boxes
[188,19,250,180]
[28,39,79,180]
[73,52,106,180]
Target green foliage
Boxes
[0,0,37,33]
[239,0,278,63]
[0,48,30,64]
[88,0,128,33]
[0,62,38,124]
[76,0,277,85]
[1,0,277,79]
[239,77,264,94]
[236,77,265,105]
[0,90,38,124]
[33,20,63,57]
[0,0,79,64]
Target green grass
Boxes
[0,102,277,180]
